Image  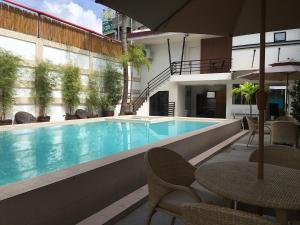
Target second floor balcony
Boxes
[171,58,232,75]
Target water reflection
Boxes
[0,120,216,185]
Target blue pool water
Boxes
[0,120,216,185]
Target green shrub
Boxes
[290,80,300,120]
[103,63,122,110]
[61,64,81,114]
[86,71,102,116]
[33,61,56,117]
[0,49,21,120]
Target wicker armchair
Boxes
[246,117,270,146]
[182,203,278,225]
[270,121,298,147]
[249,145,300,170]
[144,147,202,225]
[276,116,298,122]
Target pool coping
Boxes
[0,116,239,201]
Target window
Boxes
[206,91,215,99]
[274,32,286,43]
[232,84,257,105]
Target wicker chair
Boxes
[270,121,298,147]
[144,147,202,225]
[276,116,298,122]
[182,203,278,225]
[246,117,258,146]
[249,145,300,170]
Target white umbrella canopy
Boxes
[238,62,300,81]
[96,0,300,179]
[96,0,300,36]
[238,60,300,113]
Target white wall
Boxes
[138,39,201,90]
[0,28,126,121]
[232,29,300,70]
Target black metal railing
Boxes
[132,58,232,112]
[133,66,172,112]
[172,58,231,75]
[168,102,175,117]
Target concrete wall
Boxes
[0,28,141,121]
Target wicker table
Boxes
[195,161,300,225]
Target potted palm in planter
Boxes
[0,49,21,125]
[86,71,102,117]
[290,80,300,121]
[103,63,122,116]
[61,64,81,120]
[33,61,56,122]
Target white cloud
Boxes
[42,0,102,33]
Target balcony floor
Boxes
[115,134,272,225]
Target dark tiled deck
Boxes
[115,134,271,225]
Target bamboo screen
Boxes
[0,3,122,58]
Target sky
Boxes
[4,0,106,33]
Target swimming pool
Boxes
[0,119,216,185]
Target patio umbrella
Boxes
[96,0,300,179]
[238,60,300,113]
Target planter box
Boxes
[104,111,114,117]
[124,111,136,115]
[87,115,99,118]
[65,114,78,120]
[37,116,50,122]
[0,119,12,126]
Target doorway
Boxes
[150,91,169,116]
[186,85,226,118]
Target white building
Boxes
[129,29,300,119]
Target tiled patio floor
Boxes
[115,133,271,225]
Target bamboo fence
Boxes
[0,3,122,58]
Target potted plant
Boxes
[0,49,21,125]
[290,80,300,121]
[61,64,81,120]
[103,63,122,116]
[232,82,259,117]
[232,82,269,129]
[33,61,56,122]
[86,71,102,117]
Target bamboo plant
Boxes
[61,64,81,115]
[33,61,56,121]
[86,71,102,116]
[103,63,122,115]
[0,49,21,122]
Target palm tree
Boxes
[119,13,129,115]
[232,82,259,117]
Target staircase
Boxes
[132,66,172,113]
[132,58,231,113]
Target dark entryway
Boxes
[186,85,226,118]
[150,91,169,116]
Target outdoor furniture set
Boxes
[145,146,300,225]
[246,116,299,147]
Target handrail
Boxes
[133,57,232,112]
[133,66,172,112]
[2,0,119,43]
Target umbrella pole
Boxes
[258,0,266,180]
[285,74,289,114]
